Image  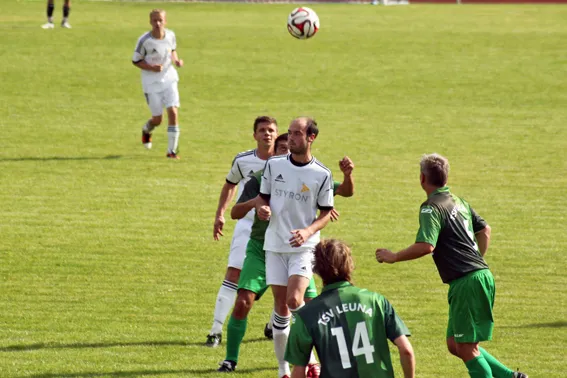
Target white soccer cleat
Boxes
[41,22,55,29]
[143,143,152,150]
[61,21,72,29]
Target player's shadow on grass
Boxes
[0,155,123,162]
[28,366,274,378]
[1,338,268,352]
[501,320,567,328]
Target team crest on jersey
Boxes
[275,174,285,183]
[301,184,310,193]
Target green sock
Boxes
[479,347,514,378]
[465,355,492,378]
[225,315,247,363]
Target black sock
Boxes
[47,3,54,18]
[63,5,70,18]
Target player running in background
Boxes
[256,117,334,378]
[217,134,355,374]
[132,9,184,159]
[41,0,71,29]
[375,153,528,378]
[206,116,279,347]
[286,239,415,378]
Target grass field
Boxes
[1,1,566,377]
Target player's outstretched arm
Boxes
[231,197,257,220]
[475,224,491,256]
[335,156,354,198]
[376,243,434,264]
[393,335,415,378]
[214,182,237,240]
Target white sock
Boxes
[267,309,275,330]
[210,280,237,335]
[48,17,53,23]
[273,312,291,377]
[167,125,180,154]
[62,17,68,23]
[143,120,156,134]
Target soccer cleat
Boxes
[306,363,321,378]
[61,21,72,29]
[41,22,55,29]
[513,372,528,378]
[205,333,221,347]
[142,131,152,149]
[217,360,236,372]
[166,152,180,159]
[264,323,273,339]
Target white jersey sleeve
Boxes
[317,172,334,209]
[260,159,272,196]
[132,32,151,63]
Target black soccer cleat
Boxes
[217,360,236,372]
[264,323,273,339]
[513,371,528,378]
[205,333,222,347]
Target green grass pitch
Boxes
[1,1,566,377]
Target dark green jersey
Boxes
[237,170,340,242]
[285,282,410,378]
[415,186,489,284]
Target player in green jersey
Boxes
[217,134,355,374]
[375,153,528,378]
[286,239,415,378]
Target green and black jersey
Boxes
[285,282,410,378]
[415,186,489,284]
[237,170,340,243]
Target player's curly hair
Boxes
[313,239,354,286]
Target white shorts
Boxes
[145,81,180,116]
[227,218,253,270]
[266,250,313,287]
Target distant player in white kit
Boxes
[132,9,184,159]
[206,116,279,347]
[256,117,334,378]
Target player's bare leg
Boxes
[271,285,291,378]
[61,0,71,28]
[217,288,256,372]
[42,0,55,29]
[142,115,162,150]
[287,275,320,377]
[207,267,240,347]
[165,106,180,158]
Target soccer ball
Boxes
[287,7,320,40]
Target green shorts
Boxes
[446,269,495,343]
[238,239,317,300]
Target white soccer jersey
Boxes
[226,149,268,221]
[132,29,179,93]
[260,154,334,253]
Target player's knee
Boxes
[233,295,253,319]
[286,296,303,311]
[151,116,162,126]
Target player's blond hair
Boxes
[420,153,450,187]
[313,239,354,286]
[149,9,166,19]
